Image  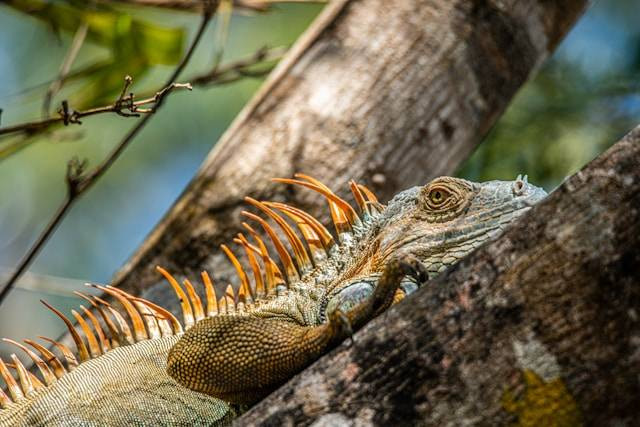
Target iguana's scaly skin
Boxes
[0,175,546,426]
[0,337,235,426]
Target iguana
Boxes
[0,173,546,426]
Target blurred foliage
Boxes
[0,0,322,278]
[458,1,640,190]
[5,0,185,107]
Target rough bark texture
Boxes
[238,128,640,426]
[110,0,587,299]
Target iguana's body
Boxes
[0,174,546,426]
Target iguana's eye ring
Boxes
[421,177,475,222]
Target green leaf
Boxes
[6,0,185,64]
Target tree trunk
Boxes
[238,127,640,426]
[110,0,587,299]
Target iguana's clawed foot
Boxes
[330,308,353,338]
[398,254,430,285]
[339,255,424,332]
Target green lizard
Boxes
[0,173,546,426]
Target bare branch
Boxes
[236,0,328,11]
[0,116,59,138]
[0,1,218,306]
[129,82,193,114]
[211,0,233,70]
[0,77,192,138]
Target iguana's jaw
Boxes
[374,176,547,277]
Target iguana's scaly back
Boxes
[0,336,233,425]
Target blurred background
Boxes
[0,0,638,359]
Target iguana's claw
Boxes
[398,255,430,284]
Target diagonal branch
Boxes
[0,1,218,306]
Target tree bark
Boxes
[109,0,587,299]
[238,127,640,426]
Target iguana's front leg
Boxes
[166,257,419,404]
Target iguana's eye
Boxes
[428,188,449,206]
[421,177,475,222]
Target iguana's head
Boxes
[372,175,547,277]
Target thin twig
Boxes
[0,0,316,102]
[211,0,233,70]
[0,78,192,137]
[0,116,61,137]
[236,0,328,10]
[42,22,89,118]
[0,61,109,104]
[0,2,217,306]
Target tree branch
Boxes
[190,45,286,86]
[240,125,640,425]
[0,1,218,306]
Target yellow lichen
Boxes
[502,369,582,427]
